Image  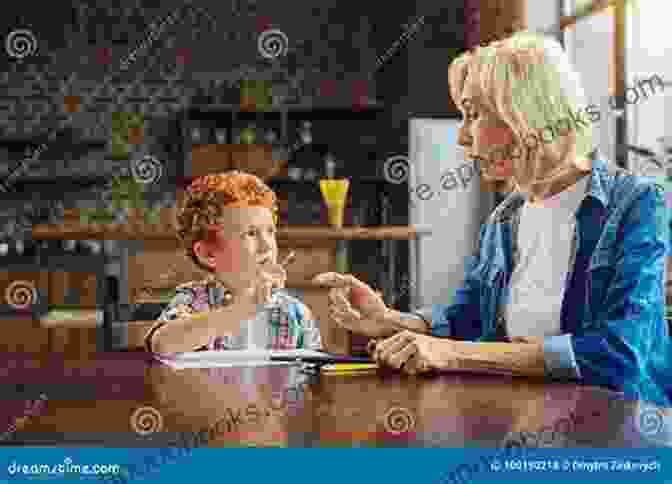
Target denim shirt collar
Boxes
[489,155,616,226]
[487,155,621,338]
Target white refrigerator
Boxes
[408,119,496,311]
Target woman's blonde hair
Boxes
[177,171,278,272]
[449,31,596,196]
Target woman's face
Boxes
[194,205,278,288]
[456,83,518,182]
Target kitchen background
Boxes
[3,0,664,358]
[0,0,476,356]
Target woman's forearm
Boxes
[449,340,546,377]
[380,309,432,336]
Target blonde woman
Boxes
[315,32,671,408]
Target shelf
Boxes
[277,225,433,241]
[185,102,384,121]
[285,104,384,120]
[2,176,110,188]
[268,176,390,185]
[31,223,432,241]
[39,309,102,328]
[0,138,107,150]
[171,175,391,190]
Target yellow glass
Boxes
[319,179,350,228]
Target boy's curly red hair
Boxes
[177,171,279,272]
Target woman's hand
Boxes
[312,272,391,338]
[312,272,387,318]
[370,331,457,375]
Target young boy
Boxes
[145,171,321,353]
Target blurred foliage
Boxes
[80,174,163,225]
[109,112,144,160]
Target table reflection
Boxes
[10,361,660,448]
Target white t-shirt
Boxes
[505,175,590,338]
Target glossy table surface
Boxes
[0,353,666,448]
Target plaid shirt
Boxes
[145,274,321,352]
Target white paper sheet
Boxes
[156,349,331,370]
[158,359,297,370]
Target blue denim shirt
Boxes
[413,157,672,408]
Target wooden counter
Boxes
[32,222,431,243]
[11,363,653,449]
[27,218,432,356]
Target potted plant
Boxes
[109,112,144,160]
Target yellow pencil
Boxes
[320,363,379,375]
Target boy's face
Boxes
[194,205,278,287]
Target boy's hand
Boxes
[255,262,287,306]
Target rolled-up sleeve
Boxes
[410,227,488,340]
[544,334,582,379]
[570,184,670,401]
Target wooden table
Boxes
[0,353,661,449]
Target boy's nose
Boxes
[258,236,272,251]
